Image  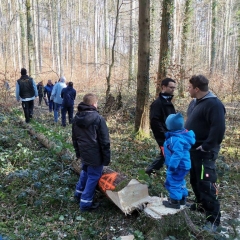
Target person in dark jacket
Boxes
[37,81,44,106]
[162,113,195,209]
[61,82,76,127]
[44,79,54,112]
[73,93,111,212]
[145,78,176,175]
[185,75,225,232]
[15,68,38,123]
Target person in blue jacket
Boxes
[162,112,195,209]
[50,77,67,123]
[61,82,76,127]
[44,79,54,112]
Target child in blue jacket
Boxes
[162,113,195,209]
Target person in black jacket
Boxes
[185,75,225,232]
[61,82,76,127]
[15,68,38,123]
[145,78,176,175]
[72,93,111,212]
[37,81,44,106]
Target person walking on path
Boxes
[73,93,111,212]
[61,82,76,127]
[50,76,67,123]
[44,79,54,112]
[185,74,225,232]
[37,81,44,106]
[15,68,38,123]
[162,113,195,209]
[145,78,176,175]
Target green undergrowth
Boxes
[0,105,240,239]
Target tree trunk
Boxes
[128,0,136,89]
[57,0,63,76]
[156,0,174,96]
[36,0,42,72]
[134,0,150,136]
[19,0,26,67]
[26,0,35,76]
[210,0,217,74]
[179,0,192,98]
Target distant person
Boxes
[37,81,44,106]
[15,68,38,123]
[50,77,67,123]
[162,113,195,209]
[145,78,176,175]
[73,93,111,212]
[44,79,54,112]
[185,75,225,232]
[61,82,76,127]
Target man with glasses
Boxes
[146,78,176,175]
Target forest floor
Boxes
[0,94,240,240]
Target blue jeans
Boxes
[75,164,103,210]
[61,105,74,126]
[47,97,54,112]
[54,103,62,122]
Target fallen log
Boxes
[21,120,190,218]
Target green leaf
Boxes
[76,216,86,221]
[59,215,64,221]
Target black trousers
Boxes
[22,100,34,123]
[190,150,221,225]
[146,147,165,172]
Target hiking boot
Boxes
[188,202,205,213]
[202,221,218,233]
[74,196,80,203]
[145,167,153,176]
[81,202,100,212]
[180,197,187,205]
[163,199,180,209]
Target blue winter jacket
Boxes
[164,129,195,171]
[44,84,54,98]
[61,86,76,107]
[50,82,67,104]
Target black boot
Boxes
[163,198,180,209]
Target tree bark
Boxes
[156,0,174,96]
[26,0,35,76]
[134,0,150,136]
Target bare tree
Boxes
[106,0,121,99]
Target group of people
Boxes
[16,68,225,232]
[146,76,225,232]
[16,68,76,127]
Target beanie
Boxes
[60,76,66,83]
[21,68,27,75]
[166,112,184,131]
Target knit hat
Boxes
[21,68,27,75]
[166,112,184,131]
[60,76,66,83]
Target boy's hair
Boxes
[189,75,209,91]
[68,82,73,87]
[83,93,98,105]
[161,78,176,87]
